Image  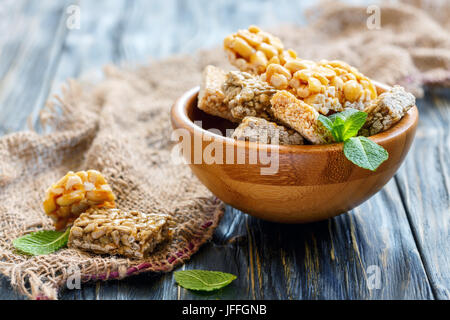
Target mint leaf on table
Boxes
[174,270,237,291]
[13,228,70,256]
[318,109,388,171]
[344,137,389,171]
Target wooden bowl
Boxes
[171,83,418,223]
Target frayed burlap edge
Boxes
[4,201,223,300]
[0,55,227,300]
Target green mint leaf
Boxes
[329,109,367,141]
[343,137,389,171]
[329,108,359,122]
[13,228,70,256]
[318,114,334,133]
[174,270,237,291]
[332,116,346,142]
[321,109,368,142]
[318,114,339,142]
[327,113,340,123]
[337,108,360,119]
[341,110,367,141]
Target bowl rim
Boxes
[171,82,419,154]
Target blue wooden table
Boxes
[0,0,448,300]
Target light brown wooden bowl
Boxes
[171,83,418,223]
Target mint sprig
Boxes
[13,228,70,256]
[344,137,389,171]
[174,270,237,291]
[318,109,388,171]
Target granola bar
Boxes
[232,116,304,145]
[68,208,172,259]
[43,170,116,230]
[270,91,334,145]
[223,71,277,121]
[198,65,237,122]
[360,85,416,136]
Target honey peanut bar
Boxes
[268,59,378,115]
[270,91,334,145]
[223,71,277,121]
[68,208,172,259]
[43,170,115,230]
[232,116,304,145]
[224,25,284,74]
[263,59,377,115]
[360,85,415,136]
[224,26,378,115]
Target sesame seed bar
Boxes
[232,116,304,145]
[68,208,173,259]
[43,170,116,230]
[270,91,334,145]
[223,71,277,121]
[198,65,238,122]
[360,85,416,136]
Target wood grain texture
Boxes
[0,0,70,299]
[394,90,450,299]
[0,0,70,134]
[171,86,418,223]
[179,194,435,300]
[0,0,448,300]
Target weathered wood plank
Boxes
[118,0,309,62]
[0,0,71,299]
[394,91,450,299]
[177,180,434,300]
[0,0,70,134]
[0,277,25,300]
[0,0,447,300]
[67,180,435,300]
[178,208,253,300]
[49,0,131,93]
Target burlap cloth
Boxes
[0,1,449,300]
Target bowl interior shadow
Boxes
[187,97,238,136]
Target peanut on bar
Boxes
[224,25,284,74]
[224,26,378,115]
[232,116,304,145]
[43,170,115,230]
[68,208,172,259]
[198,65,238,122]
[223,71,277,121]
[360,85,415,136]
[270,91,334,145]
